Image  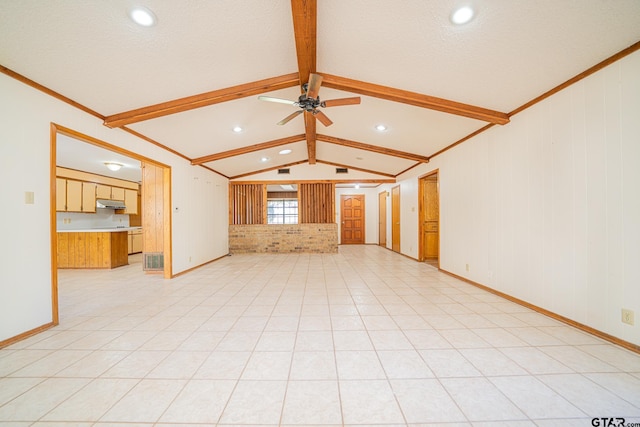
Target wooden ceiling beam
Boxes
[290,0,319,162]
[320,73,510,125]
[304,112,317,164]
[291,0,317,86]
[191,134,306,165]
[103,73,300,128]
[315,160,396,178]
[317,134,430,163]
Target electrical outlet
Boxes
[621,309,634,326]
[465,263,470,272]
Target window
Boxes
[267,199,298,224]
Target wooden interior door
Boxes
[420,174,439,260]
[391,186,400,252]
[378,191,387,246]
[341,194,365,244]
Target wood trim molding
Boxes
[49,124,59,326]
[440,269,640,354]
[0,322,56,349]
[320,73,510,125]
[394,162,422,177]
[103,73,300,128]
[1,64,105,120]
[315,159,395,178]
[191,134,306,165]
[171,253,230,278]
[317,134,430,163]
[231,179,396,185]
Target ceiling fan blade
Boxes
[321,97,361,107]
[258,95,296,106]
[306,73,323,99]
[277,110,303,125]
[313,110,333,127]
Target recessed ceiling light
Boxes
[233,126,243,133]
[451,6,474,25]
[260,157,269,162]
[279,149,292,155]
[130,7,157,27]
[355,184,360,189]
[375,124,387,132]
[355,156,364,160]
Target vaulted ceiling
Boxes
[2,1,640,180]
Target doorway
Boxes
[340,194,365,244]
[391,186,400,252]
[419,170,439,267]
[51,124,172,324]
[378,191,387,246]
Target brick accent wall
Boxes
[229,224,338,254]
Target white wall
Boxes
[0,73,229,342]
[396,51,640,345]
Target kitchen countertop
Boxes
[57,227,142,233]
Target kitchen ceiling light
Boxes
[375,124,387,132]
[260,157,269,162]
[451,6,474,25]
[279,149,292,155]
[104,162,123,171]
[355,184,360,189]
[232,126,243,133]
[130,7,157,27]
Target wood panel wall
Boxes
[229,183,266,224]
[142,162,164,253]
[299,183,335,223]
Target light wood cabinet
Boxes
[82,182,97,213]
[128,229,143,254]
[124,189,138,214]
[111,187,125,201]
[57,231,128,269]
[96,184,112,199]
[66,180,83,212]
[56,178,67,211]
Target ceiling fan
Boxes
[258,73,361,126]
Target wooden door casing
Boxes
[391,186,400,252]
[378,191,387,246]
[341,194,365,244]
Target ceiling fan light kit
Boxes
[259,73,361,127]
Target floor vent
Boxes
[278,168,290,174]
[336,167,349,174]
[143,252,164,271]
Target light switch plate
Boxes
[24,191,34,204]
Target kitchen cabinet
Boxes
[128,228,143,254]
[82,182,96,213]
[111,187,125,201]
[56,178,67,211]
[124,189,138,214]
[66,180,83,212]
[57,230,128,269]
[96,184,112,199]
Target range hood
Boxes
[96,199,127,209]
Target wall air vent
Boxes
[277,168,290,174]
[336,168,349,174]
[143,252,164,271]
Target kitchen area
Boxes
[56,135,143,270]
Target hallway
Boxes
[1,245,639,425]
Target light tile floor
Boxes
[1,245,640,426]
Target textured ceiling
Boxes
[2,0,639,181]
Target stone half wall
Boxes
[229,223,338,254]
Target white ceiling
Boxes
[2,1,639,179]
